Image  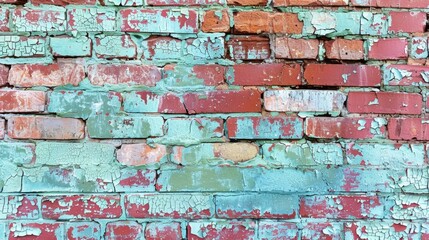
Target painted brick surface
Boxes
[1,0,428,239]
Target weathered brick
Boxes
[0,119,3,139]
[384,64,429,86]
[117,143,167,166]
[0,196,39,219]
[202,10,230,33]
[216,194,298,219]
[94,35,137,59]
[0,65,8,86]
[0,36,46,58]
[275,38,319,59]
[305,64,381,86]
[227,63,301,86]
[8,116,85,140]
[388,118,429,140]
[119,9,198,33]
[105,221,143,240]
[125,194,213,219]
[163,64,225,87]
[88,64,161,86]
[351,0,429,8]
[302,222,343,240]
[344,221,420,239]
[9,63,84,87]
[227,0,266,5]
[187,221,256,239]
[388,11,427,33]
[48,91,121,119]
[306,117,387,139]
[31,0,96,5]
[145,222,182,240]
[259,222,298,240]
[115,169,156,192]
[123,91,186,113]
[42,195,121,219]
[361,12,389,35]
[100,0,143,5]
[227,36,270,60]
[227,117,303,139]
[234,12,301,34]
[325,39,364,60]
[0,9,9,32]
[0,90,45,113]
[66,222,100,240]
[142,36,182,61]
[184,90,261,114]
[8,222,65,239]
[12,8,66,32]
[0,143,35,165]
[272,13,303,34]
[386,194,429,220]
[87,115,164,138]
[274,0,347,6]
[67,8,116,32]
[183,36,225,60]
[50,36,91,57]
[367,38,408,60]
[410,37,428,59]
[300,12,362,36]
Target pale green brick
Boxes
[0,143,35,165]
[50,36,91,57]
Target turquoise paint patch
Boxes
[0,143,35,165]
[123,92,161,113]
[232,118,303,139]
[50,36,91,57]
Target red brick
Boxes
[0,0,26,3]
[228,63,301,86]
[384,64,429,86]
[259,222,298,240]
[227,36,270,60]
[272,13,303,34]
[0,65,8,86]
[0,91,45,113]
[88,64,161,86]
[164,64,225,86]
[300,195,383,219]
[183,90,261,114]
[348,92,422,115]
[12,8,65,32]
[117,144,167,166]
[105,221,143,240]
[274,0,347,6]
[202,10,230,33]
[8,116,85,140]
[388,118,429,140]
[42,195,121,220]
[304,64,381,86]
[6,196,39,220]
[227,0,266,5]
[351,0,429,8]
[187,221,256,240]
[145,222,182,240]
[0,9,9,32]
[368,38,408,60]
[66,222,100,240]
[389,11,427,33]
[8,222,64,240]
[226,117,303,139]
[234,12,302,34]
[275,38,319,59]
[147,0,222,5]
[305,117,387,139]
[124,91,186,113]
[302,222,342,240]
[9,63,84,87]
[325,39,364,60]
[31,0,96,4]
[0,119,4,139]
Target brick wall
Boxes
[0,0,428,239]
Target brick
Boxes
[259,222,298,239]
[187,221,256,239]
[305,117,387,139]
[0,143,35,165]
[12,8,66,32]
[183,36,225,60]
[31,0,96,5]
[9,63,84,87]
[271,13,303,34]
[94,35,137,59]
[302,222,343,240]
[274,0,347,6]
[388,118,429,140]
[325,39,364,60]
[142,37,182,61]
[361,12,389,35]
[275,38,319,59]
[202,10,230,33]
[348,92,422,115]
[0,9,9,32]
[184,90,261,114]
[0,36,46,58]
[227,117,303,139]
[264,90,346,113]
[48,91,121,119]
[42,195,121,219]
[386,194,429,220]
[300,195,384,219]
[351,0,429,8]
[233,12,301,34]
[105,221,143,240]
[145,222,182,240]
[119,9,198,33]
[227,0,266,5]
[300,12,362,36]
[0,0,26,3]
[162,118,223,145]
[410,37,428,59]
[67,8,116,32]
[147,0,222,5]
[100,0,143,5]
[115,169,156,192]
[88,64,161,86]
[0,119,3,139]
[123,91,186,113]
[50,36,91,57]
[66,222,101,240]
[227,63,301,86]
[227,36,270,60]
[0,196,39,219]
[0,65,8,86]
[87,115,164,139]
[172,143,259,165]
[305,64,381,86]
[388,11,427,33]
[8,116,85,140]
[344,221,419,239]
[347,143,425,167]
[8,222,65,239]
[0,90,45,113]
[163,64,225,87]
[384,64,429,86]
[125,194,213,219]
[117,143,167,166]
[368,38,408,60]
[216,194,298,219]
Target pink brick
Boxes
[389,11,427,33]
[227,36,270,60]
[368,38,408,60]
[275,38,319,59]
[0,91,45,113]
[228,63,301,86]
[117,144,167,166]
[388,118,429,140]
[88,64,161,86]
[0,8,9,32]
[305,64,381,86]
[0,65,8,86]
[145,222,182,240]
[12,8,66,32]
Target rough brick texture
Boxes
[0,0,428,239]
